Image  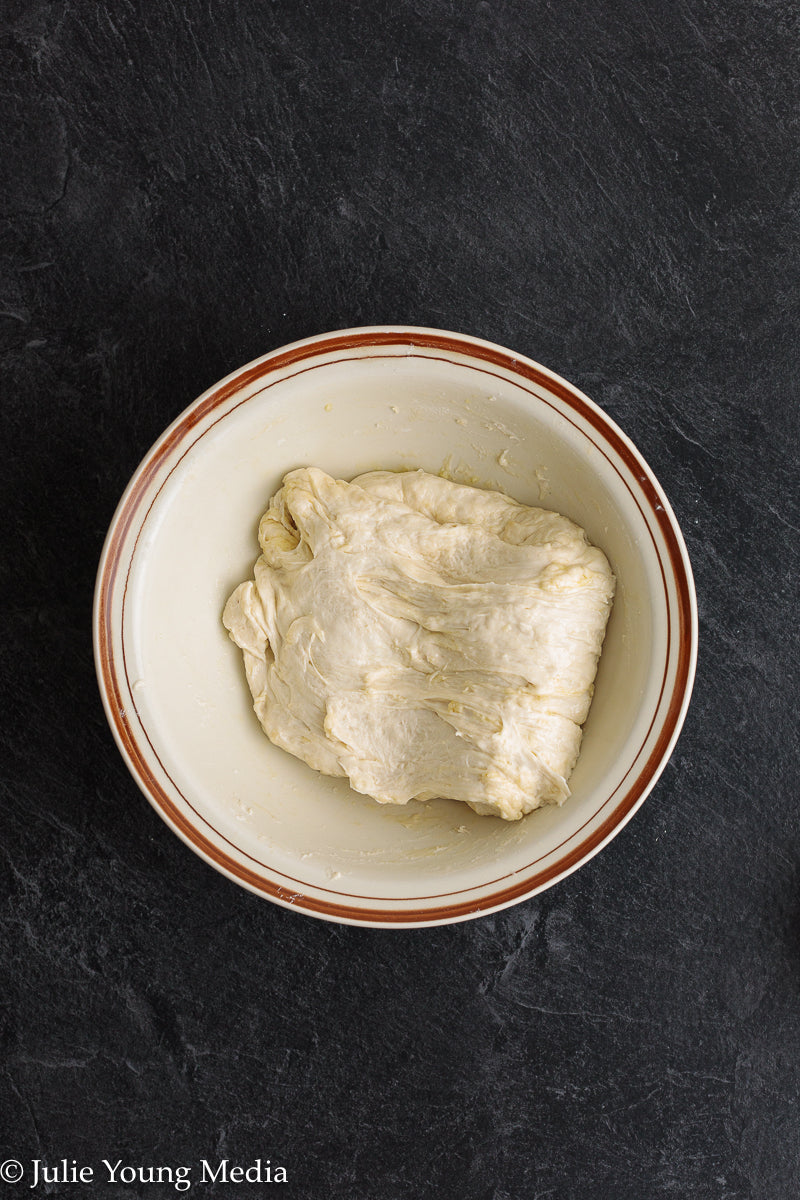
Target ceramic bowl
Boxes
[93,327,697,927]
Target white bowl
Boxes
[93,327,697,927]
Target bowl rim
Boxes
[93,325,698,926]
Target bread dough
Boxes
[223,467,614,820]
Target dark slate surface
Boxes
[2,1,799,1197]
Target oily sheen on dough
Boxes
[223,467,614,821]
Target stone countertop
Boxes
[2,1,798,1197]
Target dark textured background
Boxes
[2,1,799,1197]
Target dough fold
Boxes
[223,467,614,820]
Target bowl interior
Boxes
[120,347,666,907]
